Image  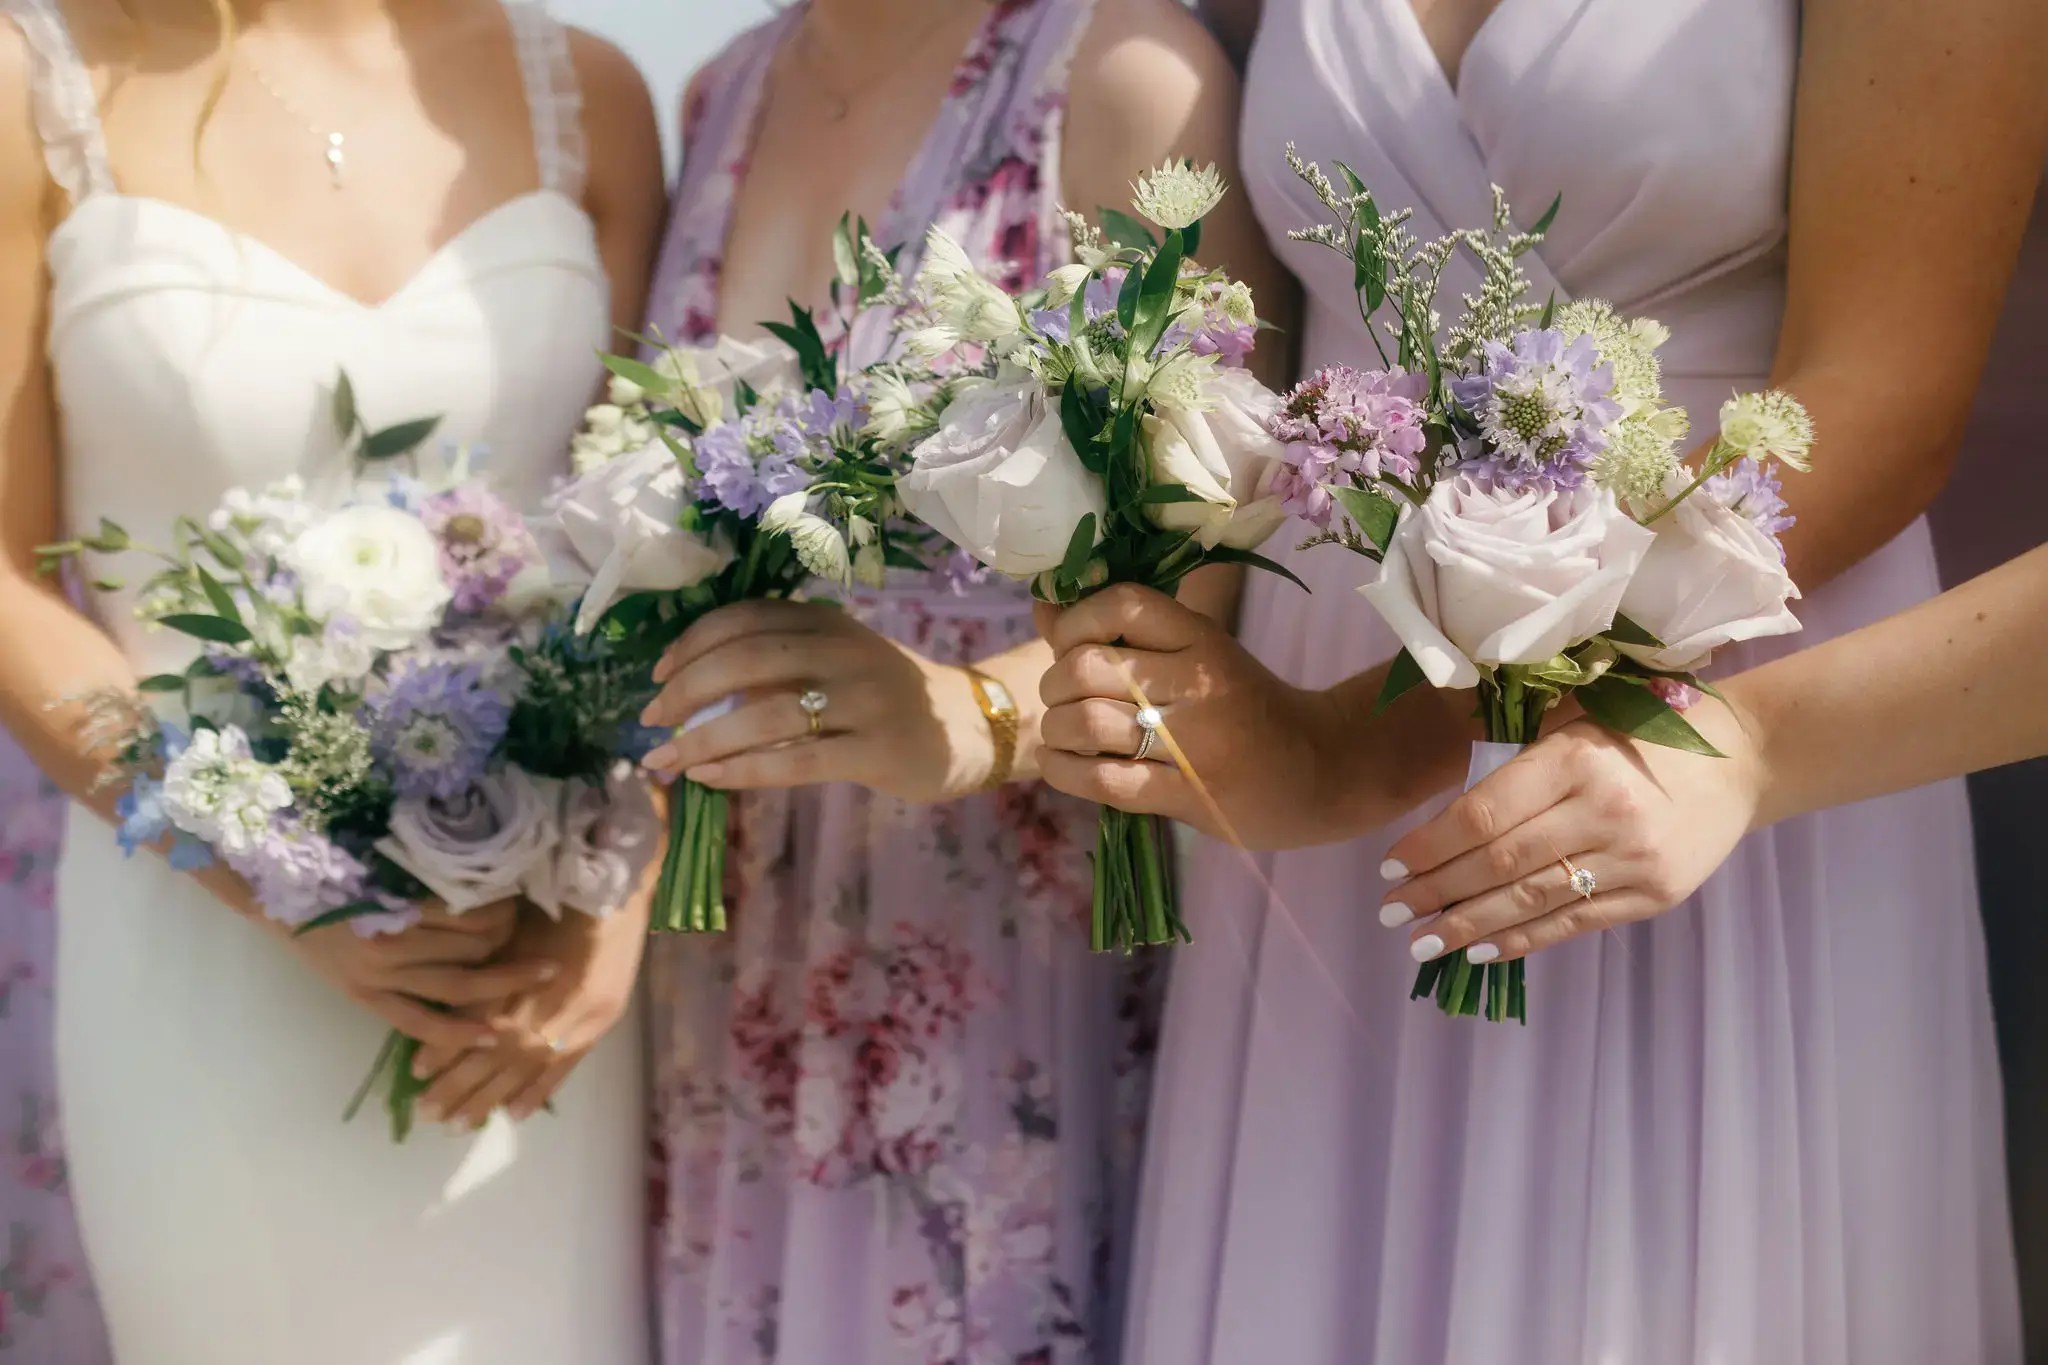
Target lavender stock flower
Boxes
[226,816,369,929]
[367,660,511,802]
[1449,329,1622,488]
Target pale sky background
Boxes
[555,0,778,177]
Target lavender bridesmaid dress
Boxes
[639,5,1162,1363]
[1124,2,2021,1362]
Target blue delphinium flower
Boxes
[1449,329,1622,487]
[367,660,511,802]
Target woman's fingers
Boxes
[1038,642,1191,710]
[642,631,851,729]
[507,1056,577,1123]
[1380,801,1594,928]
[1407,852,1605,963]
[1043,582,1209,655]
[652,599,836,684]
[1471,887,1663,964]
[362,992,500,1054]
[379,960,560,1008]
[1038,748,1188,817]
[645,686,867,774]
[1041,698,1158,760]
[416,1047,505,1127]
[1381,744,1578,880]
[445,1054,544,1129]
[684,734,879,791]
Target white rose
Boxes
[285,505,451,651]
[540,444,735,635]
[1618,472,1802,672]
[1361,473,1657,689]
[376,768,559,914]
[521,764,661,919]
[901,372,1106,577]
[1141,368,1289,551]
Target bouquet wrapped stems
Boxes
[1409,668,1547,1023]
[653,776,728,933]
[1093,805,1184,953]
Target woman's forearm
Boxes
[0,575,147,816]
[1737,542,2048,828]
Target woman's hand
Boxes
[1378,709,1765,967]
[1034,584,1366,850]
[410,905,648,1128]
[287,898,552,1055]
[637,599,994,804]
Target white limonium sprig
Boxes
[1131,160,1227,231]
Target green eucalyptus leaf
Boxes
[1374,648,1426,716]
[158,613,252,646]
[1330,484,1400,554]
[1334,160,1369,202]
[195,565,242,624]
[331,370,358,437]
[1604,613,1665,649]
[598,353,671,398]
[361,417,442,461]
[1180,219,1203,258]
[1529,192,1563,239]
[831,212,861,290]
[1060,385,1105,475]
[1059,513,1098,587]
[1577,675,1725,757]
[90,578,124,593]
[1538,290,1558,331]
[197,528,245,572]
[135,674,188,694]
[1129,230,1186,358]
[1201,545,1309,592]
[1115,257,1145,333]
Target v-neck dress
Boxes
[1122,2,2020,1363]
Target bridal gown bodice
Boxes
[8,1,650,1361]
[1122,3,2019,1364]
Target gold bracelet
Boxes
[962,668,1019,791]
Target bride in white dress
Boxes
[0,0,664,1359]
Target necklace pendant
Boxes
[324,132,346,187]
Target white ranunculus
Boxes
[522,764,661,919]
[1141,368,1289,551]
[1360,474,1657,689]
[900,372,1106,577]
[541,444,735,635]
[1618,472,1802,672]
[377,768,559,914]
[285,505,450,652]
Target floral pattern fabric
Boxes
[0,740,109,1363]
[641,4,1162,1364]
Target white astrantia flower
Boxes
[863,370,938,446]
[1554,300,1665,412]
[761,490,853,587]
[1594,416,1685,504]
[1043,263,1094,310]
[1717,390,1815,472]
[1144,350,1220,411]
[161,725,294,859]
[1217,280,1259,328]
[1131,161,1227,232]
[915,227,1025,349]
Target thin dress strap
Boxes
[503,0,586,201]
[2,0,115,204]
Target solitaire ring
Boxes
[1132,705,1162,763]
[797,689,829,738]
[1560,855,1598,901]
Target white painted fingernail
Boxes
[1410,934,1446,964]
[1380,859,1409,882]
[1467,943,1501,965]
[1378,901,1415,928]
[682,695,739,733]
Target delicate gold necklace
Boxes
[242,53,350,187]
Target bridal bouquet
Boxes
[544,218,926,934]
[883,164,1295,952]
[44,391,661,1136]
[1275,148,1812,1021]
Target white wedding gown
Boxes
[7,2,649,1361]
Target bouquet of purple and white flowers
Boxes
[1275,149,1813,1022]
[881,164,1296,952]
[44,388,663,1135]
[544,219,927,934]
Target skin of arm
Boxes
[1375,543,2048,967]
[641,0,1298,802]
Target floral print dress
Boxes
[639,3,1162,1363]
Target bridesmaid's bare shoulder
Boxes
[1063,0,1245,206]
[0,21,48,238]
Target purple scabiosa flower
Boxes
[366,660,511,802]
[1449,329,1622,487]
[1271,366,1432,484]
[1030,271,1124,341]
[420,485,541,614]
[1191,318,1258,368]
[1704,457,1796,560]
[225,816,368,929]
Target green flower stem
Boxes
[651,778,727,934]
[1091,806,1186,953]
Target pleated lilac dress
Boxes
[638,5,1164,1364]
[1123,2,2021,1362]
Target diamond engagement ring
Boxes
[798,689,829,737]
[1131,706,1162,763]
[1561,855,1598,900]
